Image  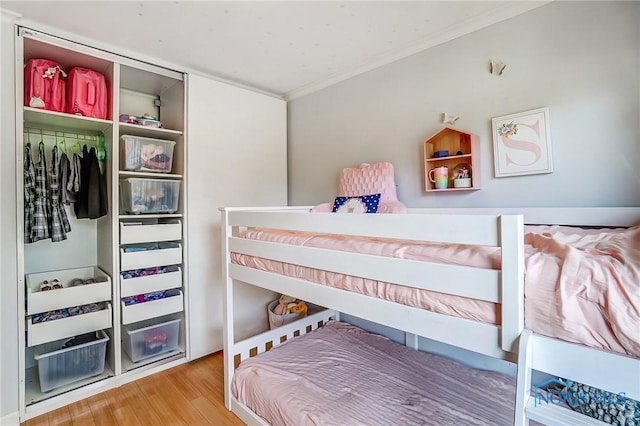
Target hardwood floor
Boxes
[22,351,245,426]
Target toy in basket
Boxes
[268,295,308,330]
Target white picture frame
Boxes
[491,107,552,177]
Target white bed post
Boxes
[515,329,533,426]
[221,208,235,410]
[499,214,524,353]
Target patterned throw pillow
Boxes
[332,194,381,214]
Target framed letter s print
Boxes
[491,107,552,177]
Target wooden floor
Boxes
[22,351,244,426]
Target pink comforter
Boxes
[232,225,640,357]
[233,321,523,426]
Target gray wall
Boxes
[288,2,640,208]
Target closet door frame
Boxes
[15,26,190,421]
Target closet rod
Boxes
[23,127,101,140]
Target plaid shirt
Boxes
[49,145,70,242]
[30,142,50,242]
[24,143,36,243]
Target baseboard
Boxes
[0,411,19,426]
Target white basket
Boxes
[267,300,303,330]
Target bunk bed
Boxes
[221,206,640,426]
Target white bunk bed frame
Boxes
[221,206,640,426]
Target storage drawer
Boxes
[34,330,109,392]
[123,318,181,363]
[121,267,182,298]
[26,266,111,315]
[27,303,112,347]
[120,220,181,245]
[121,289,183,325]
[120,242,182,271]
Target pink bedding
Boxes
[233,321,523,426]
[231,225,640,357]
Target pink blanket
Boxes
[233,321,523,426]
[232,225,640,357]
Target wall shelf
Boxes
[423,127,480,192]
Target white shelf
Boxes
[118,171,183,179]
[121,267,182,297]
[24,107,112,133]
[120,221,182,244]
[121,347,185,373]
[121,290,184,325]
[119,213,183,219]
[120,243,182,271]
[24,364,114,406]
[25,266,111,315]
[27,303,113,347]
[119,122,183,139]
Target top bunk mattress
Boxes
[232,321,523,426]
[231,225,640,358]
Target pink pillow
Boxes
[311,162,407,213]
[338,162,399,203]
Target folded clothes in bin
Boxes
[34,330,109,392]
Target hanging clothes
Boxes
[68,150,81,203]
[24,143,36,243]
[49,145,71,242]
[59,150,75,205]
[87,145,108,219]
[74,144,108,219]
[31,141,50,242]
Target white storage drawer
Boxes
[27,303,112,347]
[121,267,182,298]
[121,289,183,325]
[120,221,181,245]
[25,267,111,315]
[120,242,182,271]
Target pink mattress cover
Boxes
[232,225,640,357]
[233,321,523,426]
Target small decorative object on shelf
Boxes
[453,165,472,188]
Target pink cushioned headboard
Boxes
[338,162,398,203]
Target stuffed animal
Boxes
[288,301,307,317]
[273,294,296,315]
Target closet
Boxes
[16,27,188,418]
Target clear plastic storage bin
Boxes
[123,318,181,362]
[120,178,181,214]
[34,330,109,392]
[120,135,175,173]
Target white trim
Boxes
[284,2,552,100]
[0,412,19,426]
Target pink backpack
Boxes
[24,59,66,112]
[66,67,108,119]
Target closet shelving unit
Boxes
[16,28,189,419]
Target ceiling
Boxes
[3,1,547,99]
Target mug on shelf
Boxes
[428,166,449,189]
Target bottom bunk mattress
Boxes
[232,225,640,357]
[232,321,522,426]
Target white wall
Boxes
[1,11,19,424]
[288,2,640,208]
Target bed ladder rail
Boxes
[515,329,640,426]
